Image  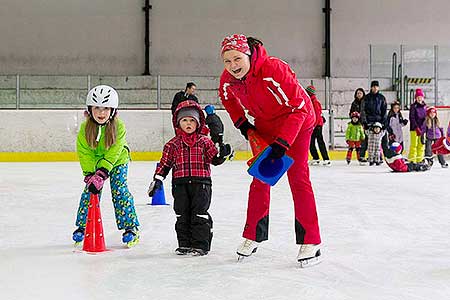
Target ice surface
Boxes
[0,161,449,300]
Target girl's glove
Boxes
[148,179,163,197]
[415,128,422,136]
[86,168,109,194]
[83,173,94,184]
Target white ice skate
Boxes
[309,160,320,166]
[297,244,322,268]
[322,160,332,166]
[236,239,259,261]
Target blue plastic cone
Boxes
[247,146,294,186]
[150,181,169,205]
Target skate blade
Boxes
[236,247,258,261]
[298,256,322,268]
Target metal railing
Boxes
[0,74,224,110]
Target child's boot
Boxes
[72,227,85,245]
[122,227,140,248]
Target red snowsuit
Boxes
[219,45,321,244]
[311,95,324,127]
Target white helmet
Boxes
[86,85,119,109]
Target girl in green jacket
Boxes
[73,85,140,247]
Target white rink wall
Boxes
[0,110,249,152]
[1,109,448,153]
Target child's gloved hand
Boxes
[86,168,109,194]
[148,179,163,197]
[415,128,422,136]
[83,173,94,184]
[389,134,396,142]
[268,143,287,159]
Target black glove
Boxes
[363,123,369,130]
[388,134,396,142]
[402,119,408,126]
[238,120,256,140]
[219,143,232,157]
[147,179,163,197]
[322,116,326,124]
[268,143,287,159]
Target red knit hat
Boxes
[221,34,251,56]
[306,85,316,96]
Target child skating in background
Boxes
[204,104,234,162]
[73,85,140,247]
[367,122,384,166]
[307,85,331,166]
[147,100,226,256]
[383,140,430,172]
[386,101,408,152]
[345,111,365,164]
[424,106,448,168]
[431,121,450,156]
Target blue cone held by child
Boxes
[149,180,169,205]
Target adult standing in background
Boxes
[171,82,199,114]
[360,81,387,163]
[349,88,365,117]
[350,88,367,164]
[218,34,321,267]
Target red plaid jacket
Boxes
[155,101,218,184]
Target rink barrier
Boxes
[0,151,347,162]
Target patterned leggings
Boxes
[75,164,140,230]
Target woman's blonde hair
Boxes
[425,114,440,129]
[85,116,117,149]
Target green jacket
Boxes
[77,118,130,175]
[345,122,365,141]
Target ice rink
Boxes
[0,160,449,300]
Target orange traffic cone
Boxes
[247,129,269,166]
[82,193,107,253]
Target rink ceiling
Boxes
[2,0,450,76]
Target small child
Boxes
[383,140,430,172]
[73,85,140,247]
[432,121,450,155]
[424,106,448,168]
[367,122,384,166]
[147,100,226,256]
[204,104,234,162]
[386,101,408,151]
[345,111,365,164]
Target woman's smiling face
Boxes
[222,50,251,79]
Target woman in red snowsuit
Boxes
[219,34,321,265]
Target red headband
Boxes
[221,34,251,56]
